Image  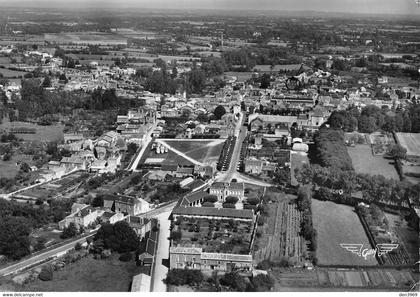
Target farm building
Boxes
[131,273,151,292]
[169,247,253,272]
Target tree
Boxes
[386,144,407,160]
[38,265,53,281]
[249,274,274,292]
[169,230,182,241]
[94,221,140,253]
[213,105,227,120]
[74,242,82,251]
[260,73,271,89]
[0,216,32,260]
[220,272,247,291]
[42,76,51,88]
[91,195,105,207]
[61,222,78,239]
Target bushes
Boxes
[202,202,215,207]
[61,222,78,239]
[246,197,260,205]
[249,274,274,292]
[220,272,248,292]
[170,230,182,241]
[222,203,236,209]
[165,269,204,286]
[225,196,239,204]
[74,242,82,251]
[119,252,132,262]
[204,195,218,203]
[38,265,53,281]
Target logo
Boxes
[340,243,399,260]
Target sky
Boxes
[0,0,419,15]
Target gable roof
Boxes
[172,206,254,220]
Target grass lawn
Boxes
[348,144,399,180]
[21,254,142,292]
[0,68,26,78]
[0,121,64,142]
[0,154,33,179]
[163,140,225,164]
[312,199,378,266]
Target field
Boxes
[270,267,417,291]
[0,121,64,142]
[254,192,306,265]
[20,254,140,292]
[348,144,399,180]
[44,32,127,45]
[384,212,419,264]
[395,132,420,158]
[0,153,34,179]
[312,199,378,266]
[0,67,27,78]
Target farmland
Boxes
[312,199,378,266]
[254,192,307,265]
[384,211,419,264]
[44,32,127,45]
[270,267,417,291]
[0,67,27,78]
[347,144,399,180]
[0,121,64,142]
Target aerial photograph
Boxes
[0,0,419,295]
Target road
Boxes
[0,232,95,276]
[0,201,178,278]
[151,210,172,292]
[216,111,246,182]
[129,122,158,171]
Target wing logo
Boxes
[340,243,399,260]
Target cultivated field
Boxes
[21,254,140,292]
[270,267,417,291]
[348,144,399,180]
[44,32,127,45]
[0,121,64,142]
[384,212,419,265]
[312,199,378,266]
[254,192,306,265]
[395,132,420,157]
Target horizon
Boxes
[0,0,419,16]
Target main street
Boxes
[216,111,246,182]
[129,122,158,171]
[151,209,172,292]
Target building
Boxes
[126,216,152,239]
[171,206,254,222]
[169,247,253,272]
[244,159,263,174]
[58,205,100,230]
[131,273,151,292]
[100,211,125,225]
[209,182,245,201]
[103,195,150,215]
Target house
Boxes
[126,216,151,239]
[60,156,87,171]
[172,206,254,222]
[138,219,159,266]
[103,195,150,216]
[100,211,125,224]
[244,159,263,174]
[170,247,253,272]
[58,205,100,230]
